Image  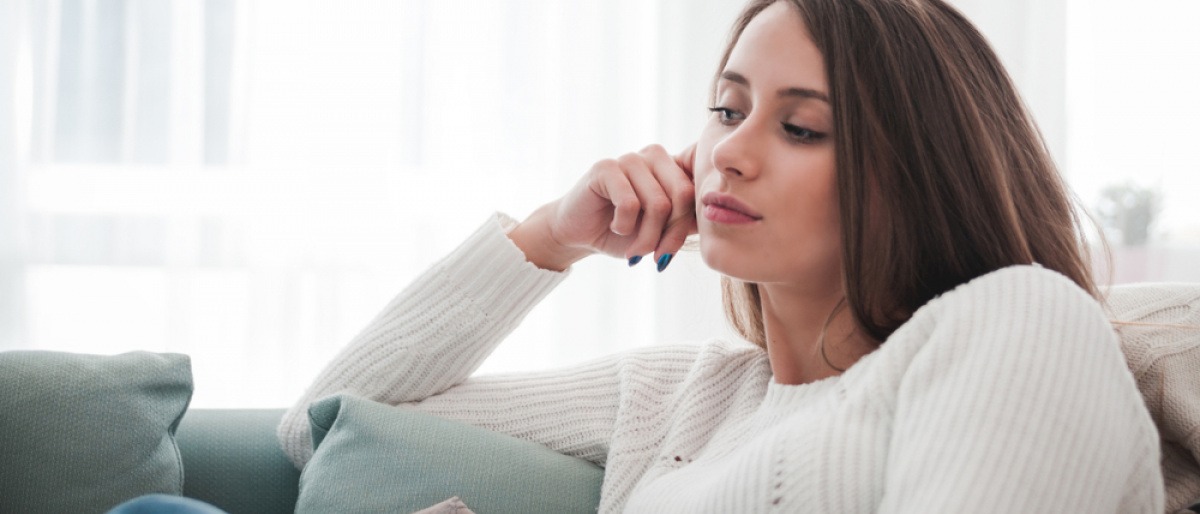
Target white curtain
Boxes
[2,0,1195,407]
[2,0,746,407]
[955,0,1200,283]
[1064,0,1200,282]
[1,0,25,357]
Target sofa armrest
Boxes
[176,409,299,514]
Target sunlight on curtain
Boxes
[2,0,1196,407]
[1066,0,1200,284]
[2,0,742,407]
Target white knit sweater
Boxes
[278,213,1165,513]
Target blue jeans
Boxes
[107,494,229,514]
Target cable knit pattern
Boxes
[1104,283,1200,513]
[279,213,1166,513]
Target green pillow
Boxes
[298,394,604,514]
[0,351,193,514]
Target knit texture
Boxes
[1104,283,1200,513]
[278,213,1166,513]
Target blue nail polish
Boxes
[628,255,643,267]
[656,253,674,272]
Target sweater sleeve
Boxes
[277,212,590,468]
[876,267,1165,513]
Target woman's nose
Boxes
[710,121,762,180]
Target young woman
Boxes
[277,0,1165,512]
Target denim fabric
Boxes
[107,494,228,514]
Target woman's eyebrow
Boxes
[720,70,830,103]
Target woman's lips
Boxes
[703,204,760,224]
[700,192,762,225]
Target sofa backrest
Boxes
[176,409,299,514]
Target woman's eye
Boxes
[782,123,827,144]
[707,107,744,125]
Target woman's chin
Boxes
[699,242,759,282]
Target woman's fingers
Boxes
[621,153,674,259]
[593,159,640,237]
[569,143,698,268]
[673,143,697,180]
[654,215,698,269]
[640,145,697,267]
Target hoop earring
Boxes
[818,297,848,373]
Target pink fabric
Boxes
[410,496,475,514]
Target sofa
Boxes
[179,405,603,514]
[0,351,603,514]
[1,281,1199,514]
[180,405,604,514]
[175,409,300,514]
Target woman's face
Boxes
[694,1,840,289]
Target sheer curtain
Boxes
[957,0,1200,283]
[1064,0,1200,283]
[1,0,1195,408]
[1,0,745,407]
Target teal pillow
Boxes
[0,351,193,514]
[297,394,604,514]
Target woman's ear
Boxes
[674,143,697,180]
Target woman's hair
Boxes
[715,0,1100,346]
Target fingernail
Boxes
[628,255,642,267]
[656,253,673,272]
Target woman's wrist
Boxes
[507,203,592,272]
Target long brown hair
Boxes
[717,0,1100,346]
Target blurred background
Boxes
[1,0,1197,407]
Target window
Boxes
[1066,0,1200,283]
[2,0,743,407]
[2,0,1195,407]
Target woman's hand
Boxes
[509,144,698,272]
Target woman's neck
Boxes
[759,283,876,385]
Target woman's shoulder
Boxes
[848,264,1117,384]
[909,263,1104,329]
[838,264,1143,432]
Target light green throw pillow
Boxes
[298,394,604,514]
[0,351,193,514]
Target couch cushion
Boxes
[297,394,603,514]
[176,409,300,514]
[0,350,193,514]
